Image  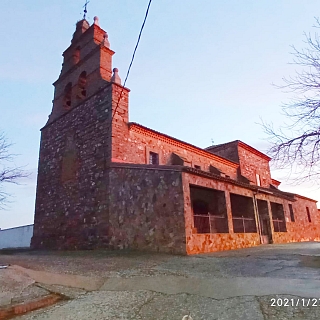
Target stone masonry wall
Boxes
[272,195,320,244]
[207,142,272,188]
[111,123,239,179]
[252,192,320,244]
[107,165,186,254]
[32,84,114,249]
[206,141,239,163]
[182,171,320,254]
[183,172,260,254]
[237,145,272,188]
[50,22,114,123]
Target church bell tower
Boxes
[48,16,116,123]
[32,16,129,249]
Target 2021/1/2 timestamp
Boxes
[271,298,320,307]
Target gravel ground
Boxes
[16,292,320,320]
[1,242,320,319]
[0,250,174,278]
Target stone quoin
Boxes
[31,17,320,254]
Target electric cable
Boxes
[112,0,153,120]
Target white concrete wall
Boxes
[0,224,33,249]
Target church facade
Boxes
[31,18,320,254]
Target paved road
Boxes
[1,242,320,319]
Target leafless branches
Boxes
[0,132,29,209]
[264,19,320,184]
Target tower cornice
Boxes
[53,45,115,86]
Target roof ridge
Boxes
[128,122,239,167]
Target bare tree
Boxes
[263,18,320,184]
[0,132,29,209]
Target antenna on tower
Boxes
[83,0,90,19]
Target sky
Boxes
[0,0,320,229]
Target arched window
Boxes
[77,71,87,100]
[72,46,80,65]
[63,82,72,110]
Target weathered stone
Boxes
[32,17,320,255]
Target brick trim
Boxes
[182,166,295,201]
[0,294,62,319]
[294,194,318,203]
[207,140,271,161]
[108,162,295,201]
[54,45,115,85]
[238,141,271,161]
[128,122,239,169]
[271,178,281,187]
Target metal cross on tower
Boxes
[83,0,90,19]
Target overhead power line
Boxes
[112,0,153,120]
[122,0,152,88]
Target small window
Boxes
[256,173,261,186]
[306,207,311,222]
[288,204,295,222]
[194,165,201,170]
[149,152,159,165]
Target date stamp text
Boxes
[271,298,320,307]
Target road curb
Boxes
[0,293,63,319]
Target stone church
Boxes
[31,17,320,254]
